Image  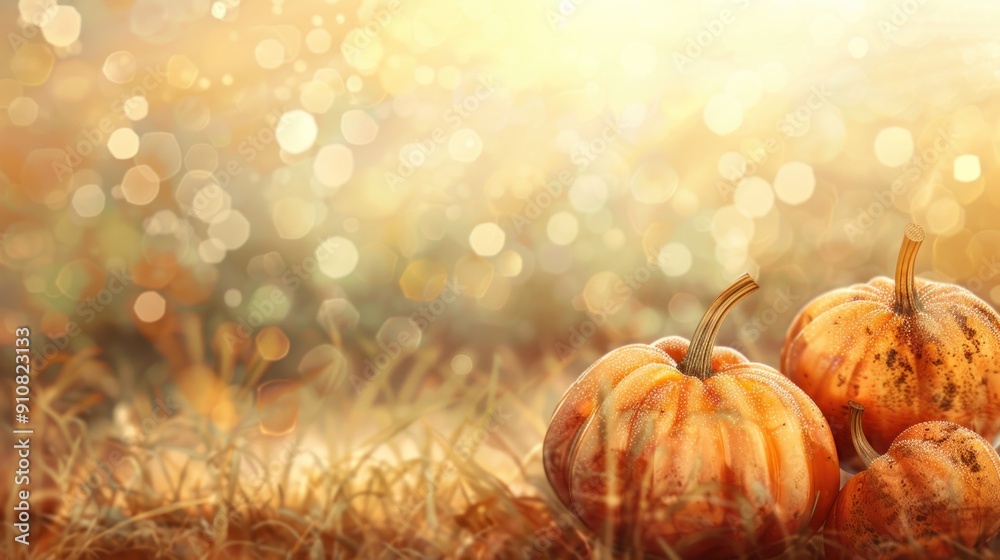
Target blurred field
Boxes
[1,335,998,559]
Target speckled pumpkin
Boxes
[781,224,1000,471]
[543,274,840,559]
[825,401,1000,559]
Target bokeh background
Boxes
[2,0,1000,557]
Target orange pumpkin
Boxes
[782,223,1000,471]
[543,274,840,559]
[825,401,1000,559]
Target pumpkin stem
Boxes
[678,273,758,380]
[848,401,881,469]
[894,223,924,314]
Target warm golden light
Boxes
[4,0,1000,557]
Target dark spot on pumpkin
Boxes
[895,370,908,387]
[959,448,982,473]
[956,314,977,341]
[964,350,974,364]
[865,326,872,335]
[931,424,960,444]
[886,349,898,368]
[900,360,913,374]
[939,381,958,411]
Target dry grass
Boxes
[1,328,998,560]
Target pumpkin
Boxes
[542,274,840,559]
[825,401,1000,559]
[781,223,1000,471]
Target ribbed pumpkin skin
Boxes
[781,276,1000,471]
[825,421,1000,560]
[543,335,840,559]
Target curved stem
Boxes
[894,223,924,314]
[848,401,881,469]
[678,273,758,380]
